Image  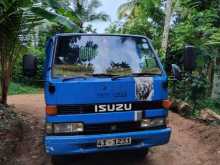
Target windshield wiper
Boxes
[62,76,89,82]
[62,74,117,81]
[112,72,160,80]
[85,73,118,78]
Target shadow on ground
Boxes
[51,151,150,165]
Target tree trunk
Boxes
[212,57,220,100]
[207,60,214,93]
[1,70,10,105]
[161,0,173,56]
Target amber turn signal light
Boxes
[46,105,57,115]
[162,100,172,109]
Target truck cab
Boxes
[24,34,171,163]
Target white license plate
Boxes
[97,137,132,148]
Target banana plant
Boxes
[0,0,80,105]
[0,0,109,104]
[30,0,81,32]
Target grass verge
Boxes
[8,82,42,95]
[197,98,220,115]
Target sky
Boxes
[90,0,127,33]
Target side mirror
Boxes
[171,64,181,80]
[184,45,196,72]
[23,54,38,77]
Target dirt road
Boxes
[7,94,220,165]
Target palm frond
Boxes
[87,0,101,13]
[206,30,220,45]
[88,12,110,22]
[117,0,138,19]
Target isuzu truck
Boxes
[23,34,180,164]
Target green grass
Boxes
[7,82,42,95]
[197,97,220,115]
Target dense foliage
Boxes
[168,0,220,113]
[106,0,220,114]
[0,0,109,104]
[106,0,164,49]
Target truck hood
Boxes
[44,76,168,105]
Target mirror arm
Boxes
[168,77,177,93]
[173,79,177,93]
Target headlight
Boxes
[141,118,166,128]
[46,123,84,134]
[46,123,53,134]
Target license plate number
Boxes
[97,137,132,148]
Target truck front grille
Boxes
[57,101,163,114]
[84,122,142,134]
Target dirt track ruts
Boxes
[7,94,220,165]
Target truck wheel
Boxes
[134,149,149,160]
[51,156,68,165]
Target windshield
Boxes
[52,35,161,78]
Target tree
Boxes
[167,0,220,105]
[0,0,76,105]
[32,0,109,33]
[117,0,164,49]
[0,0,109,105]
[112,0,220,108]
[0,0,35,104]
[30,0,81,32]
[71,0,110,32]
[161,0,173,56]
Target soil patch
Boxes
[6,94,220,165]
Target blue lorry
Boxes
[23,34,185,164]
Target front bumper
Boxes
[45,128,171,155]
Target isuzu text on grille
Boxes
[95,104,132,112]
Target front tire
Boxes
[51,156,69,165]
[133,149,149,160]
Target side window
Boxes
[138,42,160,73]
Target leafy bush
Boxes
[0,82,41,95]
[8,82,41,95]
[197,98,220,115]
[12,47,45,86]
